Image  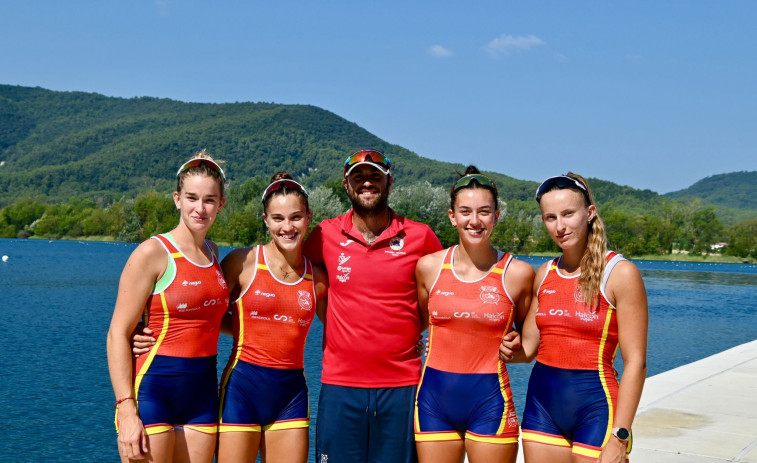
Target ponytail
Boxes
[567,172,607,309]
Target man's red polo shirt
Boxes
[304,209,442,387]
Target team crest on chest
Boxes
[479,285,500,304]
[389,236,404,251]
[574,284,585,304]
[298,290,313,311]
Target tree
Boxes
[691,206,724,254]
[724,218,757,258]
[323,179,348,209]
[309,186,346,229]
[219,203,265,246]
[389,181,455,246]
[134,192,177,240]
[497,210,541,255]
[113,200,143,242]
[0,198,48,237]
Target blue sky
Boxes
[2,1,755,194]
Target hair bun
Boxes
[270,171,294,182]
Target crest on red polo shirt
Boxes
[390,236,404,251]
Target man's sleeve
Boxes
[424,225,443,254]
[303,223,325,265]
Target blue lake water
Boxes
[1,239,755,462]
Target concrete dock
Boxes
[509,339,757,462]
[632,339,757,462]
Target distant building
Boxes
[710,242,728,251]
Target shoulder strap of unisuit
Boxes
[441,245,455,269]
[233,246,261,303]
[155,233,184,259]
[150,234,179,295]
[428,246,454,294]
[600,251,626,294]
[491,250,511,276]
[257,244,270,273]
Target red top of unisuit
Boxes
[228,245,317,369]
[426,246,517,374]
[534,252,625,371]
[304,209,442,387]
[138,234,228,365]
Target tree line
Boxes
[2,177,753,259]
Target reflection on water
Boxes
[635,259,757,275]
[641,266,756,387]
[642,269,757,287]
[0,239,755,462]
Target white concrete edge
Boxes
[638,339,757,412]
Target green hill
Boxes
[665,171,757,223]
[1,83,755,259]
[3,83,753,218]
[0,83,535,207]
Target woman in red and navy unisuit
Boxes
[500,173,648,463]
[414,166,534,463]
[216,173,327,463]
[107,151,229,463]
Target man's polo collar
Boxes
[341,208,404,243]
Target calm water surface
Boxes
[1,239,755,462]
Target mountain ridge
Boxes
[1,84,754,225]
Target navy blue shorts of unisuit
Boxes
[218,359,309,432]
[129,355,218,435]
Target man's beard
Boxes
[348,188,390,217]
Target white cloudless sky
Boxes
[1,1,755,193]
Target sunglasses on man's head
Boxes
[453,174,498,193]
[261,179,309,203]
[535,175,589,202]
[343,149,392,175]
[176,158,226,182]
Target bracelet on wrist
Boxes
[114,396,135,409]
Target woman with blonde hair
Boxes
[500,173,648,463]
[107,151,228,462]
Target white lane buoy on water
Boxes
[2,255,8,262]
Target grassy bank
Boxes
[630,253,755,264]
[524,251,755,264]
[15,236,756,264]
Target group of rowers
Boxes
[107,148,647,463]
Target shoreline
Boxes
[7,237,755,264]
[530,251,755,264]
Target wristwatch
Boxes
[612,427,630,441]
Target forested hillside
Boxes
[0,84,528,206]
[1,84,755,259]
[665,171,757,224]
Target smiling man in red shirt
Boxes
[304,148,442,463]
